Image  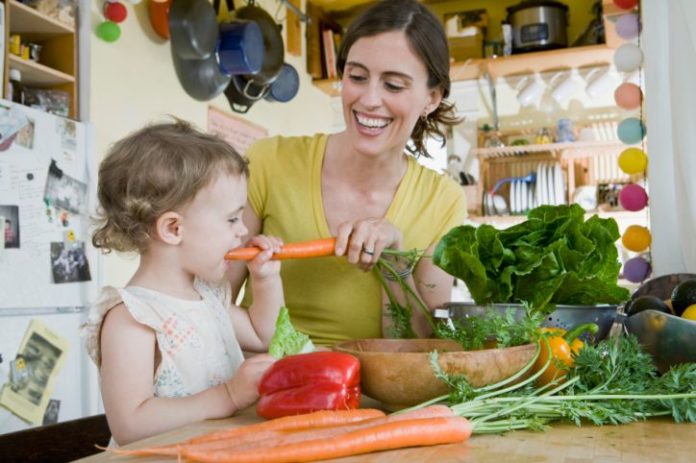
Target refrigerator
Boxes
[0,100,101,433]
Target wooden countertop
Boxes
[76,404,696,463]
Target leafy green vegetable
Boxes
[433,204,630,309]
[434,306,543,350]
[268,307,314,359]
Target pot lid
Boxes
[507,0,569,15]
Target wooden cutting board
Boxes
[75,404,696,463]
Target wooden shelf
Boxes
[8,0,74,35]
[313,45,615,97]
[8,54,74,86]
[473,140,624,159]
[468,210,649,226]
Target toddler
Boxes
[82,119,283,445]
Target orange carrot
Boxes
[183,405,454,454]
[183,416,473,463]
[105,408,385,458]
[224,238,337,261]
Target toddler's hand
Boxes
[225,354,276,412]
[246,235,283,279]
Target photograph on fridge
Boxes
[50,241,91,284]
[0,319,69,424]
[0,204,20,248]
[44,160,87,215]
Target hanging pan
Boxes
[224,74,270,114]
[265,62,300,103]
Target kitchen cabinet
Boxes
[2,0,78,119]
[307,0,623,97]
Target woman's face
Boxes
[341,30,442,158]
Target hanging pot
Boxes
[265,63,300,103]
[148,0,171,40]
[233,1,284,85]
[169,0,218,60]
[217,20,265,75]
[224,74,270,114]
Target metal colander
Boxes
[433,302,620,343]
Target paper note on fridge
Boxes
[0,319,69,424]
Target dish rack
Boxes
[473,139,631,216]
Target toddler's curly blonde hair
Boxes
[92,119,249,254]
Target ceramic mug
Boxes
[516,75,545,107]
[585,67,614,99]
[549,71,577,105]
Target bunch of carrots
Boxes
[107,406,471,462]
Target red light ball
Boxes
[613,0,639,10]
[104,2,128,23]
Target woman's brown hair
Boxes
[92,119,248,254]
[336,0,459,158]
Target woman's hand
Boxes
[245,235,283,279]
[334,218,403,271]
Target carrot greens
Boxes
[408,335,696,433]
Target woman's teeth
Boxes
[356,114,391,129]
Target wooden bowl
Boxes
[333,339,536,409]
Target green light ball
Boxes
[97,21,121,43]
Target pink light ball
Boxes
[104,1,128,23]
[623,256,651,283]
[616,13,641,39]
[619,183,648,211]
[615,83,643,110]
[613,0,639,10]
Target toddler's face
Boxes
[178,173,248,282]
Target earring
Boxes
[420,112,428,122]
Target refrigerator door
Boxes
[0,307,99,434]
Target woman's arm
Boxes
[100,304,239,445]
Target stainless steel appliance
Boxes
[506,1,569,53]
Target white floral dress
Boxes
[82,279,245,398]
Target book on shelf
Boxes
[322,27,337,80]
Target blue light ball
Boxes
[617,118,646,144]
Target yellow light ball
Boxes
[618,147,648,175]
[682,304,696,321]
[622,225,652,252]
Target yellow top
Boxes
[243,134,466,345]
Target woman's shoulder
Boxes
[246,133,328,162]
[408,157,465,198]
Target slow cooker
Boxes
[506,0,569,53]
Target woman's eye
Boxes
[385,82,405,92]
[348,74,367,82]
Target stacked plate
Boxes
[534,162,566,207]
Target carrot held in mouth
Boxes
[225,237,337,261]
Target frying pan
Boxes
[170,41,231,101]
[169,0,217,60]
[224,74,270,114]
[232,0,284,86]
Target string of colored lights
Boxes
[611,0,651,283]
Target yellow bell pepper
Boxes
[532,323,598,387]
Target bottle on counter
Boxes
[8,69,25,105]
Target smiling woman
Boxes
[228,0,467,345]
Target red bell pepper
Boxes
[256,351,361,419]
